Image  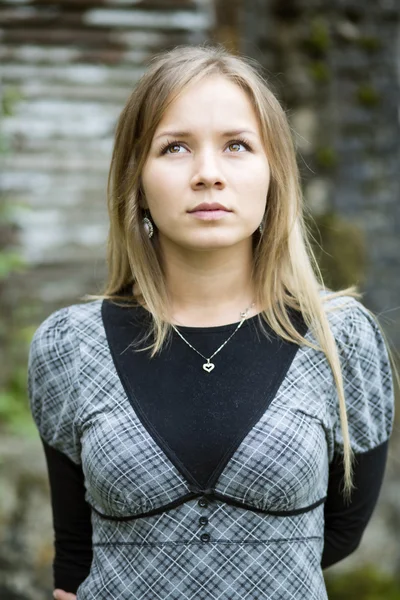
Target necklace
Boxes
[170,302,255,373]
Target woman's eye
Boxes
[226,141,246,152]
[168,144,183,153]
[162,143,186,154]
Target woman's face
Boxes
[141,75,270,253]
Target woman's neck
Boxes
[169,298,258,328]
[160,239,258,327]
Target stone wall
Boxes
[240,0,400,347]
[0,436,53,600]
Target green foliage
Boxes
[305,18,331,56]
[309,61,331,83]
[0,130,11,156]
[315,146,338,169]
[357,84,381,107]
[0,251,26,280]
[0,85,22,157]
[358,35,381,52]
[0,83,34,436]
[1,85,23,117]
[325,566,400,599]
[0,202,17,223]
[0,324,38,436]
[1,85,26,282]
[0,389,36,438]
[306,211,367,291]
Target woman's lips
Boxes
[188,209,230,220]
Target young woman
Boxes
[28,45,395,600]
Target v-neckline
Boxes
[100,298,309,493]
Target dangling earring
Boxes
[258,221,264,235]
[142,210,154,239]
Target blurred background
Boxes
[0,0,399,598]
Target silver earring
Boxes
[142,210,154,239]
[258,221,264,234]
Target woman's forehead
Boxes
[154,76,260,136]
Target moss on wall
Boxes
[358,35,382,52]
[357,84,381,107]
[305,17,331,56]
[309,60,331,83]
[306,211,367,290]
[0,84,35,437]
[315,146,338,169]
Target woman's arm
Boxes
[41,438,93,594]
[322,440,389,568]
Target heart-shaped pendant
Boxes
[203,362,215,373]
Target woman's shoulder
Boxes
[27,300,103,464]
[318,291,392,381]
[28,299,104,407]
[318,289,382,342]
[41,297,104,326]
[319,288,365,315]
[30,299,103,349]
[317,290,394,453]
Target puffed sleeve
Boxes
[28,306,82,465]
[333,300,394,455]
[322,299,395,568]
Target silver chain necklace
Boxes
[170,302,255,373]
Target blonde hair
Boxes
[85,44,397,498]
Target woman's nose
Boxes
[190,151,226,190]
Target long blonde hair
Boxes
[85,44,396,498]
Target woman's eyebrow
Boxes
[154,129,258,141]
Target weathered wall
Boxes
[0,436,53,600]
[239,0,400,346]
